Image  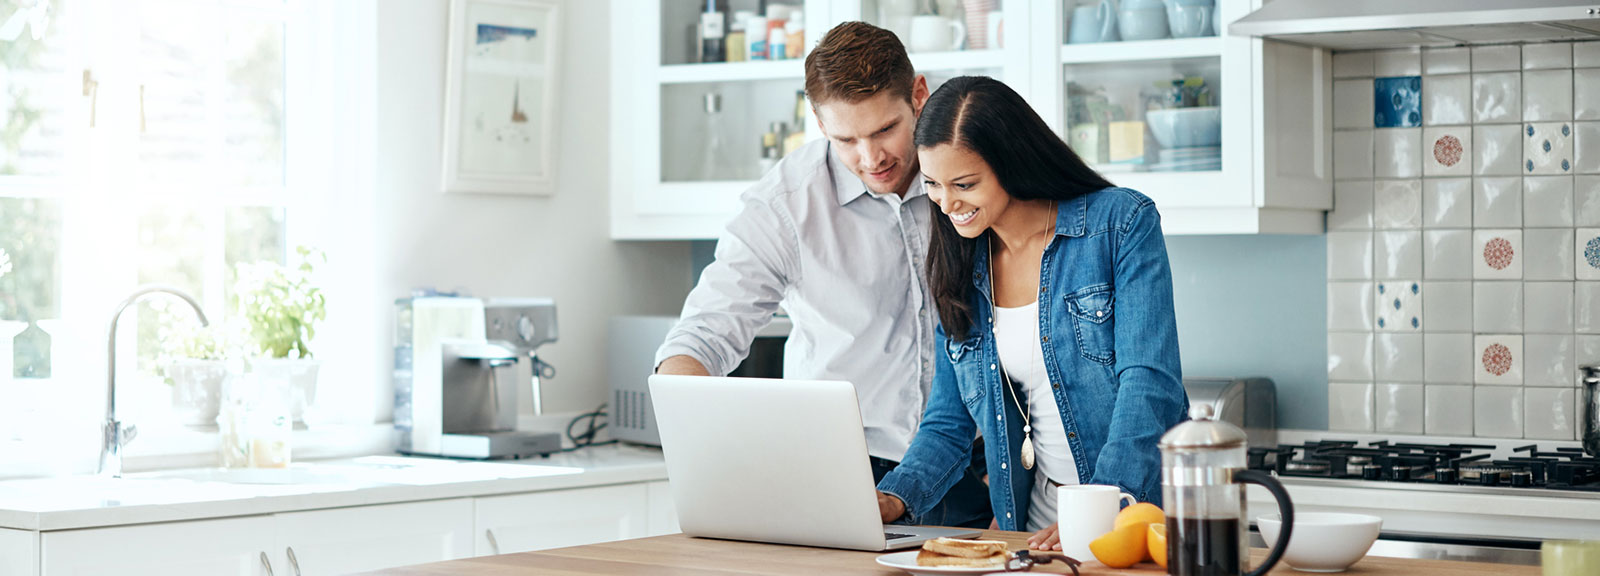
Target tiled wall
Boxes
[1327,43,1600,439]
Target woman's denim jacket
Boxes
[878,187,1188,531]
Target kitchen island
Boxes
[364,530,1539,575]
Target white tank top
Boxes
[991,301,1080,530]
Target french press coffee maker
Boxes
[1159,404,1294,576]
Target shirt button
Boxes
[1068,432,1077,439]
[1001,463,1006,470]
[1052,382,1060,389]
[990,364,996,370]
[1006,513,1012,519]
[997,415,1002,421]
[1097,310,1104,318]
[1042,335,1049,343]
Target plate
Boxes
[874,550,1010,575]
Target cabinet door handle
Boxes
[486,529,500,556]
[286,546,302,576]
[259,551,274,576]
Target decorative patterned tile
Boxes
[1424,47,1471,76]
[1525,282,1575,333]
[1525,334,1576,388]
[1376,332,1424,381]
[1473,229,1523,279]
[1577,176,1600,226]
[1424,75,1471,126]
[1474,386,1525,438]
[1472,45,1521,72]
[1423,282,1473,332]
[1524,387,1576,440]
[1576,122,1600,174]
[1375,280,1423,332]
[1424,230,1472,280]
[1474,281,1524,334]
[1424,333,1474,384]
[1524,176,1575,227]
[1329,333,1375,380]
[1375,77,1423,128]
[1329,382,1376,432]
[1579,283,1600,334]
[1526,228,1576,281]
[1473,124,1523,176]
[1425,385,1474,435]
[1473,72,1521,124]
[1423,178,1473,228]
[1474,334,1524,386]
[1376,129,1423,178]
[1578,229,1600,281]
[1328,231,1375,280]
[1576,42,1600,68]
[1523,43,1574,70]
[1335,131,1375,180]
[1330,181,1375,231]
[1376,231,1422,279]
[1524,70,1574,122]
[1328,282,1374,332]
[1374,179,1422,229]
[1576,69,1600,121]
[1473,177,1522,228]
[1376,383,1424,434]
[1335,79,1376,129]
[1422,127,1471,176]
[1524,122,1574,175]
[1375,49,1422,77]
[1334,51,1376,79]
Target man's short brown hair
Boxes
[803,22,915,106]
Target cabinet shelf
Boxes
[909,49,1006,72]
[1059,37,1223,64]
[657,60,805,85]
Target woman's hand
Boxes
[1027,523,1063,550]
[877,491,906,523]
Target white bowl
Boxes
[1146,107,1221,149]
[1257,513,1382,573]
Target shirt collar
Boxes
[826,143,925,205]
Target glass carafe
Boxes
[1159,404,1294,576]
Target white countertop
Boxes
[0,444,667,532]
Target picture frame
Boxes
[441,0,562,196]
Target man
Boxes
[654,22,991,529]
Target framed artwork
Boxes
[442,0,562,196]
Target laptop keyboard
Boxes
[885,532,915,540]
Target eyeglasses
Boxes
[1002,550,1082,574]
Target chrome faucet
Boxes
[101,285,209,477]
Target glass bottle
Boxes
[700,92,726,181]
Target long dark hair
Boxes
[920,76,1115,341]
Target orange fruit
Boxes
[1089,522,1148,569]
[1113,503,1164,561]
[1148,522,1169,569]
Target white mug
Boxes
[909,15,966,53]
[1056,484,1137,561]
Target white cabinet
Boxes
[1,528,38,576]
[474,484,650,556]
[272,499,474,576]
[41,516,276,576]
[646,480,681,536]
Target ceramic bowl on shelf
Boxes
[1257,512,1383,573]
[1146,106,1221,149]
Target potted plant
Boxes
[158,321,232,428]
[234,246,327,425]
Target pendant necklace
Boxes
[987,201,1053,471]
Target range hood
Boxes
[1230,0,1600,50]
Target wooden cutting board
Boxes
[364,531,1540,575]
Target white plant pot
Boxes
[250,358,320,424]
[168,359,228,427]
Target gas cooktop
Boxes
[1248,440,1600,492]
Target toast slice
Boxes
[916,549,1007,568]
[921,536,1009,558]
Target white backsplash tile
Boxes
[1423,178,1473,228]
[1471,45,1521,73]
[1579,283,1600,334]
[1335,79,1376,129]
[1334,51,1376,79]
[1376,231,1423,279]
[1575,42,1600,68]
[1472,72,1521,124]
[1375,48,1423,77]
[1376,332,1424,381]
[1328,231,1375,280]
[1523,70,1574,122]
[1375,179,1422,229]
[1473,124,1524,176]
[1576,122,1600,174]
[1524,176,1574,227]
[1473,229,1524,279]
[1424,75,1471,126]
[1524,334,1575,388]
[1474,281,1524,333]
[1425,332,1474,384]
[1523,387,1576,440]
[1424,229,1473,280]
[1423,282,1473,332]
[1473,177,1523,227]
[1525,228,1576,281]
[1425,385,1475,435]
[1422,126,1472,176]
[1474,386,1525,438]
[1577,177,1600,226]
[1424,47,1471,76]
[1330,180,1375,231]
[1523,44,1574,71]
[1579,335,1600,370]
[1330,382,1377,432]
[1578,229,1600,281]
[1328,282,1375,331]
[1376,383,1424,434]
[1375,129,1423,178]
[1329,333,1376,380]
[1524,282,1575,333]
[1375,280,1423,332]
[1575,69,1600,121]
[1524,122,1574,175]
[1335,130,1376,180]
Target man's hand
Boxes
[877,491,906,524]
[656,355,711,376]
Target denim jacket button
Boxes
[1068,431,1077,439]
[1042,335,1049,343]
[1001,463,1006,470]
[990,363,996,370]
[1096,310,1104,318]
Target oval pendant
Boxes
[1020,436,1036,470]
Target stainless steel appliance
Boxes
[1584,364,1599,458]
[1248,440,1600,492]
[394,296,561,459]
[1231,0,1600,50]
[1183,377,1277,448]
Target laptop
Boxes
[648,374,982,551]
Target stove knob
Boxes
[1479,472,1500,487]
[1362,464,1382,480]
[1435,468,1458,484]
[1511,471,1533,488]
[1392,466,1412,482]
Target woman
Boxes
[875,76,1187,550]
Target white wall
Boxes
[373,0,691,416]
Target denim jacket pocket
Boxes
[1067,284,1116,365]
[945,337,985,408]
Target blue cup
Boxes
[1165,0,1215,38]
[1118,7,1169,41]
[1068,0,1119,44]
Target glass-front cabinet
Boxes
[612,0,1329,238]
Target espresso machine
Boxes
[394,296,562,459]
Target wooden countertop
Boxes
[366,531,1540,575]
